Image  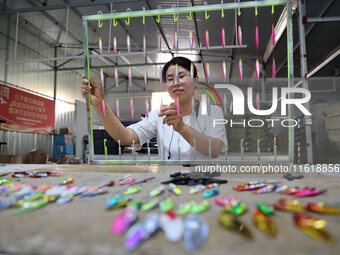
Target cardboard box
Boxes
[0,155,23,164]
[59,154,75,164]
[25,149,49,164]
[60,128,73,134]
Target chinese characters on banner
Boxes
[0,84,55,134]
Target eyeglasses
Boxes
[165,73,191,87]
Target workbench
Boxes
[1,165,340,255]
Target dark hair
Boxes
[162,57,197,82]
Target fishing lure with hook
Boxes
[145,98,149,118]
[99,37,103,56]
[272,58,276,80]
[222,27,225,49]
[175,97,180,117]
[272,24,275,47]
[205,29,209,51]
[255,58,260,80]
[129,98,134,119]
[222,61,227,83]
[126,34,130,54]
[238,58,243,80]
[143,35,146,54]
[113,36,117,56]
[253,209,277,237]
[115,98,120,119]
[238,25,242,47]
[255,26,259,48]
[175,64,179,84]
[174,32,178,52]
[99,68,104,88]
[114,67,119,87]
[256,92,260,110]
[189,31,194,50]
[128,67,132,87]
[144,67,147,88]
[205,63,210,83]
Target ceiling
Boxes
[1,0,339,88]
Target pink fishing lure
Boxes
[189,31,194,50]
[114,67,119,88]
[99,68,104,88]
[222,61,227,83]
[145,98,149,118]
[205,30,209,51]
[238,26,242,47]
[238,58,243,80]
[175,97,180,117]
[112,206,137,235]
[115,98,119,119]
[174,32,178,52]
[255,58,260,80]
[272,24,275,47]
[222,27,225,49]
[144,67,147,88]
[128,67,132,87]
[205,62,210,83]
[99,37,103,56]
[130,98,134,119]
[113,36,117,56]
[272,58,276,80]
[127,35,130,54]
[255,26,259,48]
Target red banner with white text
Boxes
[0,84,55,134]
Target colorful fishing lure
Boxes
[177,201,195,215]
[255,58,260,80]
[255,25,259,48]
[222,27,225,49]
[189,184,205,194]
[99,69,104,89]
[114,67,119,87]
[115,98,119,119]
[143,35,146,53]
[174,32,178,51]
[253,209,277,237]
[222,61,227,83]
[233,183,266,191]
[255,93,260,110]
[238,58,243,80]
[228,196,240,207]
[160,211,184,242]
[294,213,335,243]
[272,58,276,80]
[189,31,194,50]
[215,197,229,207]
[59,178,74,186]
[145,98,149,118]
[120,177,135,185]
[304,202,340,214]
[15,198,48,214]
[175,64,179,84]
[128,67,132,87]
[183,214,209,252]
[202,188,219,198]
[190,62,194,83]
[126,34,130,54]
[128,199,142,209]
[175,97,180,117]
[106,195,129,210]
[205,62,210,83]
[238,25,242,47]
[206,183,218,189]
[273,199,306,213]
[159,198,173,212]
[272,24,275,47]
[205,29,209,51]
[191,200,210,214]
[99,37,103,56]
[149,186,165,197]
[225,202,248,215]
[141,199,159,211]
[124,186,141,195]
[219,211,252,239]
[257,203,275,215]
[112,206,137,235]
[294,188,326,198]
[129,98,134,120]
[113,36,117,56]
[168,183,181,195]
[144,67,147,88]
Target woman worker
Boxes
[81,57,226,160]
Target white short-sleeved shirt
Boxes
[127,105,226,160]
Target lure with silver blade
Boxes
[99,37,103,56]
[255,58,260,80]
[238,58,243,80]
[222,61,227,83]
[113,36,117,56]
[115,98,119,119]
[128,67,132,87]
[222,27,225,49]
[189,31,194,50]
[145,98,149,118]
[114,67,118,87]
[183,214,209,252]
[112,206,137,235]
[126,34,130,54]
[238,25,242,47]
[253,209,277,237]
[205,29,209,51]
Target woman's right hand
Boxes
[81,75,104,108]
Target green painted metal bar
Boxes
[82,0,288,21]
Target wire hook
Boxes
[97,11,103,28]
[172,4,178,22]
[142,7,146,24]
[187,3,192,20]
[221,1,224,18]
[125,8,131,25]
[204,2,210,19]
[112,10,118,27]
[156,6,161,23]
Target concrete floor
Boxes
[1,164,340,255]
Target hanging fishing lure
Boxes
[223,94,227,115]
[174,32,178,52]
[305,202,340,215]
[113,36,117,56]
[126,34,130,54]
[128,67,132,87]
[114,67,119,88]
[129,98,134,119]
[115,98,120,119]
[143,35,146,54]
[238,58,243,80]
[145,98,149,118]
[99,68,104,88]
[189,31,194,50]
[256,92,260,110]
[175,97,180,117]
[255,25,259,49]
[238,25,242,47]
[205,29,209,51]
[222,61,227,83]
[112,206,138,235]
[205,62,210,83]
[158,33,161,52]
[144,67,147,88]
[175,64,179,84]
[272,24,275,47]
[190,62,195,82]
[253,209,277,237]
[222,27,225,49]
[255,58,260,80]
[99,37,103,56]
[272,58,276,80]
[219,211,252,239]
[294,213,335,243]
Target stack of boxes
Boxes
[54,128,74,159]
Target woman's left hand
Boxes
[158,103,185,133]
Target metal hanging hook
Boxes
[97,11,103,28]
[125,8,131,25]
[112,10,118,27]
[204,2,210,19]
[221,1,224,18]
[156,6,161,23]
[172,4,178,22]
[142,7,146,24]
[187,3,192,20]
